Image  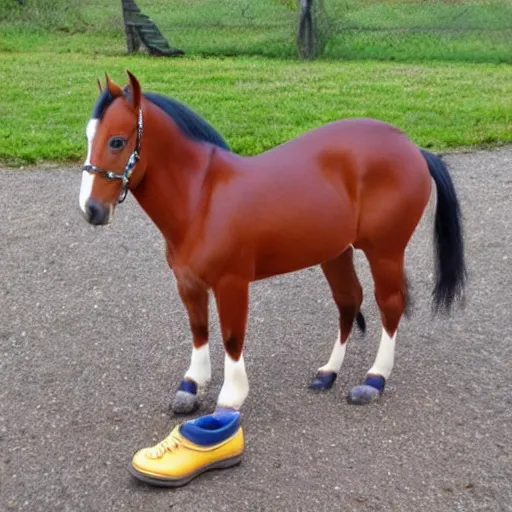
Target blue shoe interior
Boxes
[179,410,240,446]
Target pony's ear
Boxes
[105,73,123,97]
[126,70,141,110]
[96,78,103,93]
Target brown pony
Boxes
[79,71,466,413]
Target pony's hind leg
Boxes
[171,282,211,414]
[348,249,406,405]
[310,246,363,390]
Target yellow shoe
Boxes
[129,410,244,487]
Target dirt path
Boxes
[1,148,511,511]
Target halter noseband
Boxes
[82,107,143,204]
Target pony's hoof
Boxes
[348,376,385,405]
[171,390,199,415]
[309,371,337,390]
[348,385,381,405]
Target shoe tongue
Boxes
[179,410,240,447]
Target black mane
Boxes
[91,89,116,120]
[89,89,229,150]
[144,92,229,150]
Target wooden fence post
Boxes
[297,0,315,59]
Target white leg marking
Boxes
[79,119,99,213]
[217,353,249,410]
[367,328,396,379]
[184,344,211,388]
[318,331,347,373]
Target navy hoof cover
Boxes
[363,375,385,392]
[172,380,199,415]
[310,371,337,390]
[178,380,198,395]
[348,377,385,405]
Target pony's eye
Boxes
[108,136,127,151]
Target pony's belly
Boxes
[247,190,356,280]
[253,227,351,280]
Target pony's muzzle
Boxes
[84,199,110,226]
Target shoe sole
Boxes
[128,453,243,487]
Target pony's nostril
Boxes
[85,200,107,225]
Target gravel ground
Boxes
[0,148,511,512]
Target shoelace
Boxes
[148,431,181,459]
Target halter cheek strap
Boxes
[82,107,143,204]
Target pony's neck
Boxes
[130,102,212,252]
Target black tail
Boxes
[421,149,467,314]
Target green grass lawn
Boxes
[1,52,510,166]
[0,0,510,166]
[1,0,511,62]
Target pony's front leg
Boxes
[213,276,250,411]
[171,282,211,414]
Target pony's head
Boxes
[79,71,145,225]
